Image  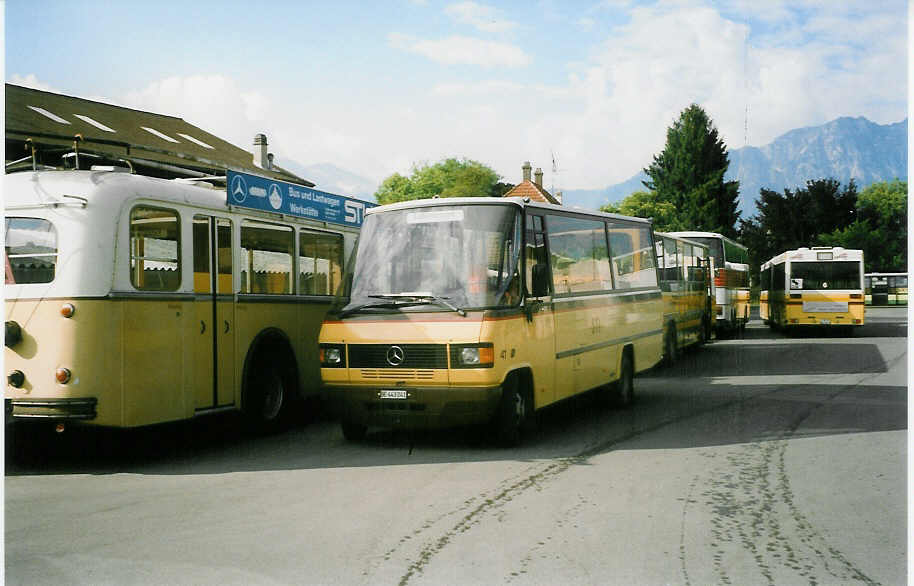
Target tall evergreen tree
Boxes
[643,104,740,237]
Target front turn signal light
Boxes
[60,303,76,318]
[55,368,72,384]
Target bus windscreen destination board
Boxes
[227,169,374,228]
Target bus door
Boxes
[192,216,235,410]
[523,213,556,407]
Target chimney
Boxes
[267,153,275,170]
[522,161,532,182]
[555,190,563,204]
[534,167,543,187]
[253,134,268,169]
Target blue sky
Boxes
[4,0,908,193]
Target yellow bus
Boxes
[666,231,749,336]
[319,197,663,445]
[4,168,364,431]
[654,232,713,363]
[864,273,908,306]
[760,246,864,333]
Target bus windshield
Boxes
[339,204,521,313]
[685,237,723,267]
[790,261,861,290]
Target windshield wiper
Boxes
[368,292,467,317]
[336,300,402,318]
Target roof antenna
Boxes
[72,134,84,170]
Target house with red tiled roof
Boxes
[502,161,561,204]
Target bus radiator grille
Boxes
[360,369,435,380]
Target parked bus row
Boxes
[5,168,749,445]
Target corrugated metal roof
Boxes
[5,83,313,186]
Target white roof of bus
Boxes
[365,196,654,225]
[654,231,710,251]
[761,247,863,269]
[4,169,229,212]
[665,231,748,251]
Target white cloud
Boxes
[445,2,517,33]
[49,1,902,196]
[122,75,273,149]
[8,74,60,93]
[388,33,530,67]
[431,80,525,96]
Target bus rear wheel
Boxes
[245,359,293,433]
[663,324,678,366]
[615,351,634,408]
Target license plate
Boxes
[379,390,408,400]
[819,319,831,325]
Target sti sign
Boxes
[226,169,374,228]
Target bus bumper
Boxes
[326,384,503,430]
[6,397,98,422]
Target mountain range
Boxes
[285,116,908,216]
[562,116,908,217]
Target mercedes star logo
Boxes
[386,345,405,366]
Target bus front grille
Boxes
[349,344,448,369]
[360,369,436,380]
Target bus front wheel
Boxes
[341,420,367,441]
[492,375,527,447]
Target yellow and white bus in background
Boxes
[4,168,366,431]
[864,273,908,306]
[666,231,749,336]
[655,232,713,363]
[319,197,663,445]
[759,246,864,333]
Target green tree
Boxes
[643,104,740,237]
[818,179,907,271]
[600,190,677,231]
[739,179,858,274]
[374,158,502,204]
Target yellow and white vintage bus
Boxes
[654,232,713,363]
[319,197,663,445]
[864,273,908,306]
[4,168,364,431]
[759,247,864,332]
[666,231,749,336]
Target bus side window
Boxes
[546,215,612,294]
[524,214,550,297]
[299,230,344,295]
[240,221,293,294]
[608,223,657,289]
[130,206,181,291]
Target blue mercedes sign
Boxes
[226,169,374,228]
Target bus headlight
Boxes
[451,344,494,368]
[319,344,345,368]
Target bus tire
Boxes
[492,374,526,447]
[615,349,634,408]
[663,323,678,366]
[243,338,297,433]
[700,317,712,344]
[341,420,367,441]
